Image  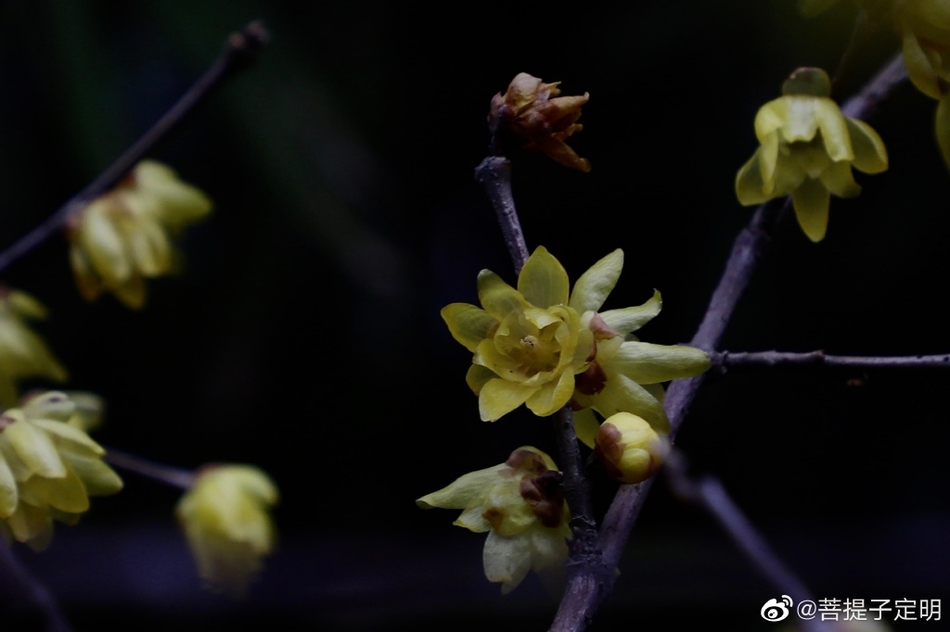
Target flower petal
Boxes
[736,151,772,206]
[901,29,942,100]
[3,412,66,479]
[846,118,888,174]
[0,456,18,518]
[594,374,670,433]
[611,342,710,384]
[442,304,497,352]
[813,99,854,162]
[416,464,506,510]
[818,160,861,198]
[483,529,532,594]
[465,364,497,395]
[518,247,569,309]
[525,369,574,417]
[477,271,527,321]
[791,177,831,242]
[573,407,600,449]
[599,290,662,336]
[569,249,623,314]
[479,378,535,421]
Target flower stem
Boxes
[104,448,196,490]
[474,157,530,274]
[0,21,269,277]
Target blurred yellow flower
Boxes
[593,412,668,484]
[417,446,570,594]
[735,68,887,242]
[176,464,278,596]
[0,391,122,550]
[0,289,67,408]
[66,160,212,309]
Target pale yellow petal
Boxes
[569,249,623,314]
[518,246,569,309]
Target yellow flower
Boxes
[66,160,213,309]
[0,391,123,551]
[442,247,595,421]
[593,412,668,484]
[735,68,888,242]
[417,446,571,594]
[488,72,591,172]
[566,249,709,447]
[176,464,278,596]
[0,289,67,408]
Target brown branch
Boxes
[547,52,909,632]
[0,20,269,276]
[475,157,530,274]
[714,350,950,371]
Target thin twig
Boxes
[473,154,607,617]
[105,448,196,490]
[0,20,269,276]
[548,52,909,632]
[0,543,73,632]
[665,450,834,632]
[714,350,950,371]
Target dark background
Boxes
[0,1,947,630]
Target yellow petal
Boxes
[441,304,496,352]
[477,271,527,321]
[736,150,772,206]
[525,369,574,417]
[599,290,662,336]
[3,412,66,479]
[791,177,831,242]
[518,246,570,309]
[846,118,888,174]
[478,378,535,421]
[569,249,623,314]
[573,407,600,449]
[813,99,854,162]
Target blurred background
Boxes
[0,1,947,630]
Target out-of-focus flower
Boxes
[66,160,212,309]
[442,247,595,422]
[593,412,668,484]
[735,68,888,242]
[488,72,591,172]
[417,446,570,594]
[0,289,67,408]
[0,391,122,551]
[176,464,278,596]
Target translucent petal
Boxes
[573,407,600,449]
[442,304,496,352]
[818,160,861,198]
[69,245,104,302]
[781,98,820,143]
[483,530,532,594]
[759,132,780,190]
[112,274,147,310]
[791,177,831,242]
[127,215,173,276]
[518,246,569,309]
[6,501,53,551]
[599,290,662,336]
[525,369,574,417]
[610,342,710,385]
[594,374,670,433]
[846,118,888,174]
[477,271,526,321]
[479,379,535,421]
[3,413,66,479]
[754,98,789,141]
[813,99,854,162]
[901,30,942,99]
[736,151,772,206]
[465,363,497,395]
[8,292,48,320]
[79,204,133,284]
[26,466,90,513]
[32,419,104,456]
[61,452,123,496]
[21,392,76,423]
[569,249,623,313]
[416,464,505,510]
[454,504,492,533]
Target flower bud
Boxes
[594,412,668,484]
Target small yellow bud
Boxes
[593,412,668,484]
[176,464,278,596]
[488,72,591,172]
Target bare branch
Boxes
[0,20,269,276]
[475,157,529,274]
[105,448,196,490]
[0,543,72,632]
[714,350,950,371]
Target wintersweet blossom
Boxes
[488,72,591,172]
[176,464,278,596]
[0,392,123,550]
[66,160,212,309]
[593,412,668,484]
[735,68,887,242]
[0,289,67,408]
[417,446,571,594]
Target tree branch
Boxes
[105,448,196,490]
[475,157,529,274]
[0,543,73,632]
[547,51,909,632]
[713,350,950,370]
[0,20,269,277]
